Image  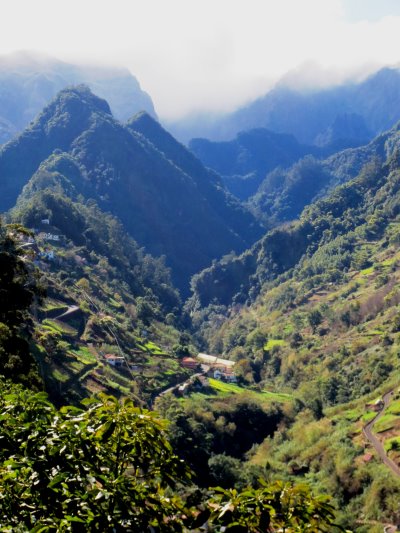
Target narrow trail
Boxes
[154,371,205,401]
[149,368,210,408]
[363,390,400,478]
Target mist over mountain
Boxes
[0,51,156,144]
[168,66,400,146]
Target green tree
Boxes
[0,382,340,532]
[308,308,323,333]
[0,223,41,386]
[205,481,341,532]
[0,388,190,531]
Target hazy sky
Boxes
[1,0,400,119]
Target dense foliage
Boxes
[184,128,400,529]
[189,123,400,310]
[0,222,41,386]
[0,380,340,532]
[156,393,284,487]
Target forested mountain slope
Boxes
[249,123,400,225]
[184,145,400,530]
[189,122,400,310]
[7,178,192,405]
[189,128,321,199]
[0,86,262,292]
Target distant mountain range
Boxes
[185,68,400,202]
[168,66,400,146]
[189,129,327,199]
[0,51,156,144]
[189,119,400,309]
[249,125,397,225]
[0,85,262,294]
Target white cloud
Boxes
[0,0,399,119]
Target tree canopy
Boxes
[0,380,341,532]
[0,222,41,386]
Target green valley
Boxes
[3,75,400,531]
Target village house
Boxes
[177,382,189,396]
[44,233,60,242]
[105,354,125,367]
[213,367,237,383]
[362,452,374,463]
[180,357,198,370]
[197,353,235,368]
[39,250,55,261]
[197,375,209,388]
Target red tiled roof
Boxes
[362,453,373,462]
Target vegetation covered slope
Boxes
[185,130,400,531]
[0,86,262,293]
[0,209,340,533]
[7,175,197,405]
[189,128,320,199]
[126,111,261,245]
[0,380,339,532]
[189,122,400,310]
[250,124,400,226]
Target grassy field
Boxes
[70,345,97,364]
[207,378,293,404]
[361,411,377,423]
[387,398,400,415]
[42,318,78,337]
[374,413,398,433]
[384,436,400,452]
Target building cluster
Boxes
[180,354,237,383]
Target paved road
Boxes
[55,305,80,320]
[384,525,397,533]
[363,390,400,478]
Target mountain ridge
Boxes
[0,86,263,293]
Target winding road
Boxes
[363,390,400,478]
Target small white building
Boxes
[213,368,237,383]
[44,233,60,242]
[105,354,125,367]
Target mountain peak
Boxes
[126,110,163,136]
[0,85,113,212]
[46,84,112,117]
